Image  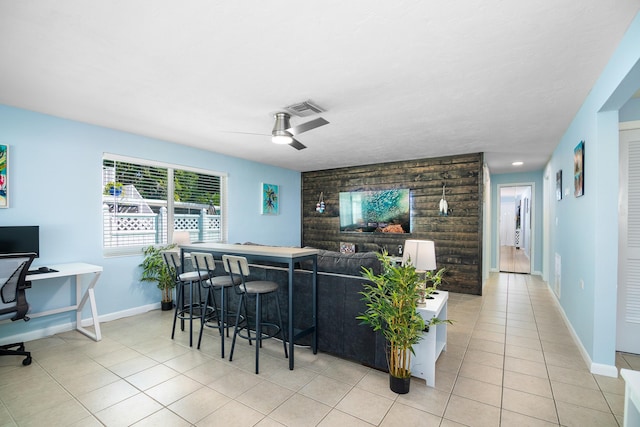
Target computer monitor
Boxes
[0,226,40,258]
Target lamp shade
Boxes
[402,239,436,271]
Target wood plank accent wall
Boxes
[302,153,484,295]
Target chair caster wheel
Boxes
[22,356,32,366]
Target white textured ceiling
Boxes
[1,1,638,173]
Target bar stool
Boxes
[191,252,242,358]
[162,251,210,347]
[223,255,288,374]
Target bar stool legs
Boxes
[197,283,230,357]
[191,252,242,358]
[163,251,210,348]
[229,289,288,374]
[222,254,288,374]
[171,279,203,347]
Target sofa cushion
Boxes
[311,249,381,276]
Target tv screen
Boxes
[339,189,410,233]
[0,226,40,258]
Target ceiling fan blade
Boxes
[287,117,329,136]
[289,138,307,150]
[219,130,269,136]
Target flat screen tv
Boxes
[0,226,40,257]
[339,189,410,233]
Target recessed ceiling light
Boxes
[512,161,524,166]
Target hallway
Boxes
[499,245,531,274]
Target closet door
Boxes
[618,127,640,354]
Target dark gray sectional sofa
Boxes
[209,249,388,370]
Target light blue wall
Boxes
[489,170,544,274]
[620,97,640,122]
[0,105,301,340]
[546,13,640,369]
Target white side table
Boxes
[410,291,448,387]
[621,368,640,427]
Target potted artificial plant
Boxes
[358,252,450,394]
[104,181,124,196]
[140,244,177,310]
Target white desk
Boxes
[26,263,103,341]
[180,243,318,370]
[621,368,640,427]
[410,291,448,387]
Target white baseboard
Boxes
[591,363,619,378]
[0,302,160,346]
[80,302,160,327]
[547,283,618,378]
[0,322,77,346]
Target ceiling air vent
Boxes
[284,100,325,117]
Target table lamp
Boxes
[402,240,436,305]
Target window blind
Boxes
[102,156,224,254]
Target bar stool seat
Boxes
[191,252,241,358]
[241,281,278,294]
[162,251,210,347]
[223,255,288,374]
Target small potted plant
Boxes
[103,181,124,196]
[358,252,450,394]
[424,267,446,297]
[140,244,177,310]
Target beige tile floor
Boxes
[499,246,531,274]
[1,272,638,426]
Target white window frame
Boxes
[102,153,228,256]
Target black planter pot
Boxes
[161,300,174,311]
[389,374,411,394]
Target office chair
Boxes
[0,253,36,366]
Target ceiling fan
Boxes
[270,112,329,150]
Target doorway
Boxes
[617,125,640,354]
[499,185,532,274]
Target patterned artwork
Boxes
[0,145,7,208]
[340,242,356,253]
[574,141,584,197]
[261,183,279,215]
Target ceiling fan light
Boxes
[272,112,291,132]
[272,134,293,144]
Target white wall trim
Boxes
[0,303,160,346]
[81,303,160,326]
[619,120,640,131]
[591,363,619,377]
[548,281,618,378]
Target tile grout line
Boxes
[526,272,562,426]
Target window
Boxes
[102,154,227,255]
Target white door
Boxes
[618,127,640,354]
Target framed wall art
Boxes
[0,144,8,208]
[556,170,562,201]
[261,183,279,215]
[574,140,585,197]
